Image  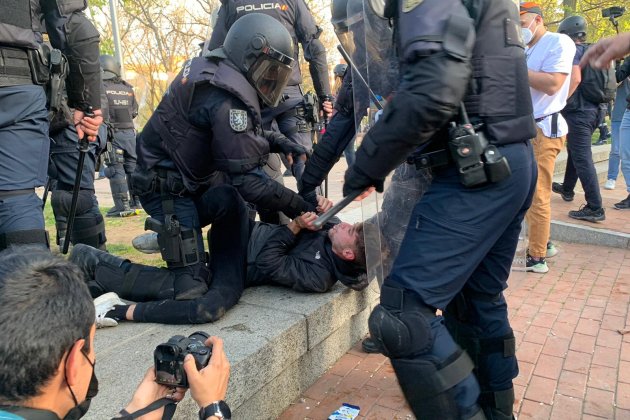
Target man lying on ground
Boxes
[71,185,367,326]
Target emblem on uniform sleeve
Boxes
[229,109,248,132]
[402,0,423,12]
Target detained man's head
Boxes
[328,222,366,268]
[0,246,96,419]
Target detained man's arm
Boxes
[527,69,570,96]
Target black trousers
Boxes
[117,185,253,324]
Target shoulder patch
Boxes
[229,109,248,132]
[402,0,423,12]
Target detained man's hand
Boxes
[122,367,186,420]
[316,195,333,213]
[295,212,319,231]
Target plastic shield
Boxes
[346,0,432,285]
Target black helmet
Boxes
[333,63,348,78]
[99,55,121,80]
[331,0,349,34]
[218,13,294,107]
[558,15,587,41]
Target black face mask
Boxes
[63,350,98,420]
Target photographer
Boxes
[0,246,230,420]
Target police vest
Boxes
[398,0,536,145]
[0,0,40,50]
[145,57,263,191]
[104,79,135,130]
[224,0,303,86]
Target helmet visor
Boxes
[249,46,293,107]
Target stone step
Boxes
[88,282,380,420]
[553,143,611,176]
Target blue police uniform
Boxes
[0,0,101,250]
[102,76,140,215]
[342,0,537,417]
[209,0,332,184]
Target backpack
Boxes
[578,45,617,104]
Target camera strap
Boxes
[117,397,177,420]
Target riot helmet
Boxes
[220,13,294,107]
[558,15,587,41]
[99,55,121,80]
[333,63,348,78]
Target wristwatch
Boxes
[199,400,231,420]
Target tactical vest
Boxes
[145,57,263,191]
[397,0,536,145]
[57,0,88,15]
[225,0,303,86]
[0,0,40,50]
[104,79,135,130]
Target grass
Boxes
[44,200,164,266]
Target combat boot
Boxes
[106,193,138,217]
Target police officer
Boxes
[0,0,102,251]
[99,13,317,302]
[208,0,333,186]
[48,86,108,251]
[341,0,537,418]
[100,54,140,217]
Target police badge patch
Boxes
[402,0,423,12]
[229,109,248,132]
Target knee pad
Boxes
[71,213,107,250]
[51,190,94,218]
[368,303,433,359]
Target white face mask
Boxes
[521,18,539,45]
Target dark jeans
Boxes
[561,109,602,209]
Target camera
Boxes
[154,331,212,387]
[602,6,625,19]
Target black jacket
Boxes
[248,223,367,292]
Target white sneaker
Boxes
[94,292,126,328]
[604,179,616,190]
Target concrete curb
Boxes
[551,219,630,249]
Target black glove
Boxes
[343,165,384,197]
[299,188,319,208]
[264,130,307,157]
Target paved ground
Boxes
[279,241,630,419]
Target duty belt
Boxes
[0,47,33,87]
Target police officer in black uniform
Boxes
[48,86,108,251]
[208,0,333,187]
[0,0,102,251]
[78,13,317,304]
[100,54,141,217]
[341,0,538,418]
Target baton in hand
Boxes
[312,190,362,229]
[62,109,94,254]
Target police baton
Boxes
[337,45,384,111]
[61,110,94,255]
[312,190,362,229]
[41,177,52,210]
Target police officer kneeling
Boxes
[342,0,538,418]
[80,13,315,302]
